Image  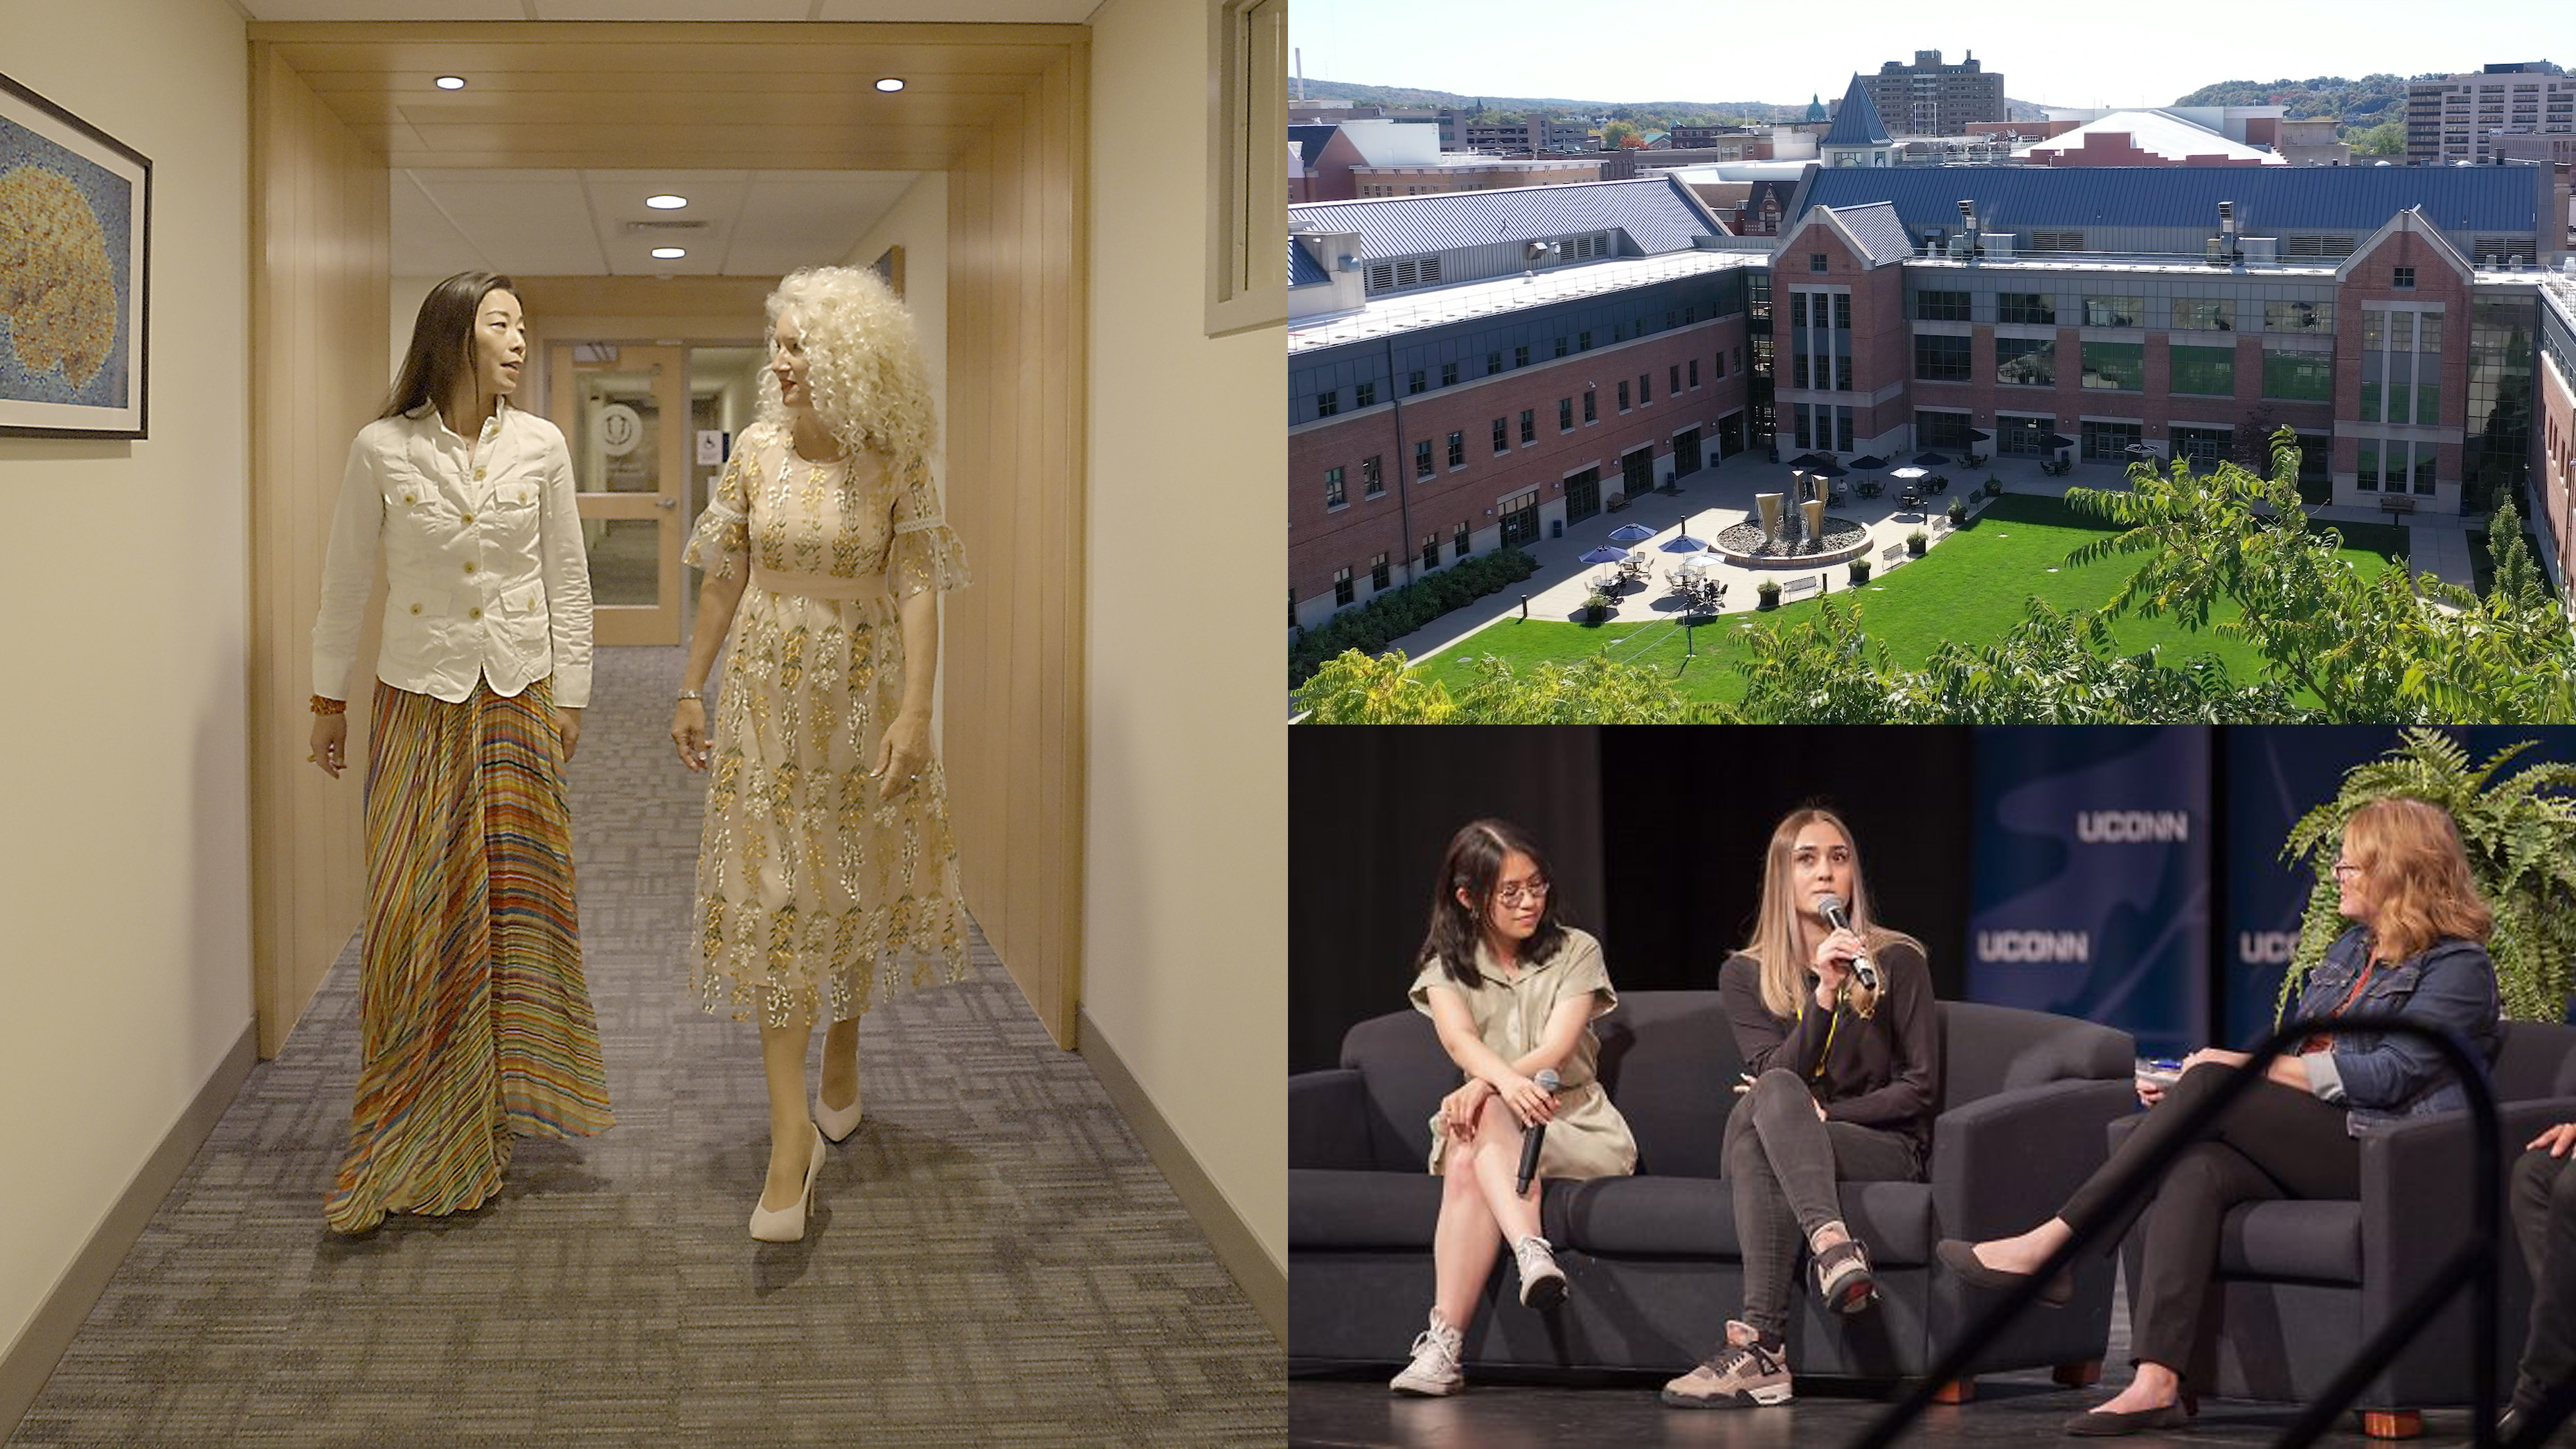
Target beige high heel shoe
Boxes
[813,1081,864,1144]
[749,1123,826,1242]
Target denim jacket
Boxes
[2290,927,2500,1136]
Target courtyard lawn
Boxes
[1420,494,2406,704]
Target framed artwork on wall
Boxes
[0,71,150,438]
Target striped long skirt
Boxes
[324,677,614,1233]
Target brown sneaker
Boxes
[1661,1320,1792,1409]
[1812,1234,1877,1314]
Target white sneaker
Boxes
[1513,1234,1568,1310]
[1388,1310,1465,1396]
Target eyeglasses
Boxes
[2330,860,2363,880]
[1495,880,1550,907]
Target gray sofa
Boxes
[2107,1018,2576,1433]
[1291,990,2138,1387]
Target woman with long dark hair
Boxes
[1662,806,1940,1410]
[307,271,612,1232]
[1939,797,2501,1435]
[1389,819,1636,1396]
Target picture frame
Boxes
[0,71,150,438]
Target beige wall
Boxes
[1083,0,1287,1272]
[844,172,949,454]
[0,0,255,1364]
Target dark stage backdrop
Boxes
[1287,726,1978,1074]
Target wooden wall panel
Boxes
[945,44,1087,1047]
[248,45,391,1058]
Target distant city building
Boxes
[2407,62,2576,165]
[2022,110,2285,168]
[1670,124,1757,150]
[1352,155,1602,197]
[1858,49,2006,137]
[1286,178,1760,628]
[2272,117,2355,167]
[1301,119,1445,201]
[1454,116,1598,154]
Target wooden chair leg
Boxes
[2359,1410,2424,1439]
[1929,1378,1976,1405]
[2051,1360,2102,1389]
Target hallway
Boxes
[5,646,1280,1447]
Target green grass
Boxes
[1420,494,2406,704]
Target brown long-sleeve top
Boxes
[1717,937,1940,1157]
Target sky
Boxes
[1285,0,2565,114]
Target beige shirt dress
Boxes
[1408,926,1638,1180]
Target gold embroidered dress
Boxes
[683,422,972,1026]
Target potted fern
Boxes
[2277,729,2576,1023]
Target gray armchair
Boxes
[2107,1018,2576,1436]
[1291,990,2138,1390]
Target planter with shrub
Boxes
[1755,579,1782,610]
[1947,496,1969,525]
[1287,546,1542,687]
[1985,477,2002,497]
[1906,529,1928,556]
[1848,558,1872,585]
[1583,590,1616,624]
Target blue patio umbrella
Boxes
[1848,454,1889,470]
[1578,545,1631,565]
[1910,451,1951,467]
[1607,522,1658,544]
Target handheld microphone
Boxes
[1515,1067,1562,1196]
[1814,894,1879,993]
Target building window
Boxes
[1834,295,1851,330]
[1915,333,1974,382]
[1834,356,1854,391]
[1492,418,1510,454]
[1998,292,2055,325]
[2167,344,2235,397]
[1834,406,1854,452]
[1370,553,1390,591]
[1454,520,1470,558]
[1514,344,1530,368]
[1792,404,1811,450]
[2031,229,2084,251]
[1559,398,1574,432]
[1640,372,1652,405]
[2082,294,2143,328]
[1360,455,1382,497]
[1486,351,1502,376]
[1791,293,1808,328]
[1446,431,1465,468]
[1716,350,1729,379]
[1441,362,1459,388]
[1997,414,2055,456]
[1323,466,1346,508]
[2080,419,2143,462]
[1584,389,1597,423]
[1617,380,1631,412]
[1915,409,1974,451]
[1415,440,1433,478]
[1995,337,2055,386]
[1916,290,1971,321]
[2264,300,2334,335]
[1578,330,1593,351]
[2079,341,2145,391]
[1809,252,1828,272]
[1689,358,1701,387]
[2394,266,2416,290]
[1407,369,1426,395]
[2357,438,2381,490]
[1421,533,1439,571]
[2171,297,2234,331]
[1519,409,1535,444]
[1355,380,1376,407]
[1333,565,1353,607]
[1670,364,1681,394]
[1734,345,1744,373]
[2262,348,2333,400]
[1554,336,1569,358]
[2172,426,2232,471]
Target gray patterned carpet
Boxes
[8,646,1282,1448]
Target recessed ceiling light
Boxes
[435,75,467,90]
[645,194,688,210]
[875,78,906,93]
[651,247,688,260]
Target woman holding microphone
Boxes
[1663,806,1940,1410]
[1390,819,1637,1397]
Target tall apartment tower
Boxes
[2406,62,2576,164]
[1857,49,2005,136]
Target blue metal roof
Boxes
[1822,75,1891,147]
[1289,176,1724,262]
[1289,237,1330,288]
[1791,164,2539,238]
[1826,202,1915,265]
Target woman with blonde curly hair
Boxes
[1663,807,1938,1411]
[670,265,972,1240]
[1940,796,2500,1436]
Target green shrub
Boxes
[1289,548,1541,686]
[1756,578,1782,609]
[1848,558,1872,585]
[1984,477,2002,497]
[1906,529,1928,555]
[1948,496,1969,524]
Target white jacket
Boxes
[312,400,593,709]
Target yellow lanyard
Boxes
[1794,995,1843,1081]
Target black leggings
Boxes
[2059,1062,2359,1372]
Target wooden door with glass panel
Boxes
[548,341,684,646]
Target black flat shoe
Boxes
[2061,1401,2188,1437]
[1935,1238,2073,1307]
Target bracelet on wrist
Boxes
[310,695,346,715]
[677,689,703,702]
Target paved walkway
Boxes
[1360,453,2482,674]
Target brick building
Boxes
[1858,49,2006,137]
[1286,178,1763,629]
[2406,62,2576,166]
